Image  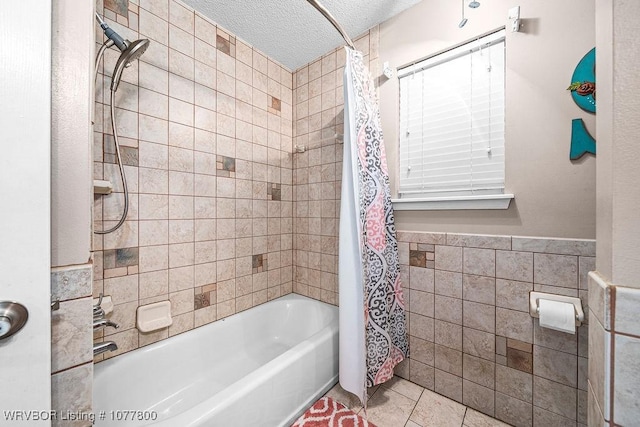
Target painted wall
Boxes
[378,0,596,239]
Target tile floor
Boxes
[324,377,511,427]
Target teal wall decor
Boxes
[570,118,596,160]
[567,48,596,113]
[568,48,596,159]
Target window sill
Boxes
[392,194,514,211]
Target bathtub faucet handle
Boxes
[94,293,104,310]
[93,318,120,330]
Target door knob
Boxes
[0,301,28,340]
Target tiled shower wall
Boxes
[393,232,594,427]
[291,28,380,305]
[93,0,294,358]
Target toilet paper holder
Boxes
[529,291,585,327]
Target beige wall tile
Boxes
[169,311,194,336]
[139,8,168,45]
[435,369,462,403]
[410,290,434,317]
[463,379,495,417]
[139,270,168,299]
[614,285,640,336]
[51,265,92,302]
[409,266,435,293]
[435,295,462,325]
[463,274,495,305]
[463,301,495,334]
[410,336,435,366]
[51,363,92,427]
[463,248,496,277]
[52,298,93,373]
[496,364,532,403]
[533,253,578,288]
[435,245,463,272]
[496,279,532,312]
[496,250,533,282]
[613,334,640,426]
[511,236,595,257]
[463,327,495,361]
[139,244,169,272]
[495,392,532,427]
[533,376,577,420]
[533,345,577,388]
[434,320,462,351]
[496,308,533,343]
[435,344,463,376]
[168,265,194,292]
[533,406,577,427]
[435,270,462,298]
[533,322,577,354]
[463,354,495,389]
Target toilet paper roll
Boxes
[538,299,576,334]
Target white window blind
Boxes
[398,29,506,199]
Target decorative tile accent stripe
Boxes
[216,155,236,177]
[252,254,267,273]
[104,0,128,17]
[268,183,281,201]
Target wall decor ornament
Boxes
[568,48,596,160]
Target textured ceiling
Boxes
[181,0,421,70]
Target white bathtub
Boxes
[93,294,338,427]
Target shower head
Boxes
[469,1,481,8]
[111,39,150,91]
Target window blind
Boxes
[398,30,506,198]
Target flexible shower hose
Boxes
[94,40,129,235]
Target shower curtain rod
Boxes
[306,0,355,49]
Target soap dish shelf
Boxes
[529,291,585,327]
[136,301,172,332]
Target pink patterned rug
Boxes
[291,397,376,427]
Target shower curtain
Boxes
[339,48,409,406]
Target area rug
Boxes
[291,396,376,427]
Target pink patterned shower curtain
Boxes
[339,48,409,406]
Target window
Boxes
[396,29,510,209]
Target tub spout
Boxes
[94,341,118,356]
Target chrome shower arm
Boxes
[306,0,355,50]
